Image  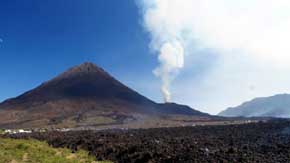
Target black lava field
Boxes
[7,120,290,163]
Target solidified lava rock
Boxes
[6,120,290,163]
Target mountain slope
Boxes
[218,94,290,118]
[0,62,209,129]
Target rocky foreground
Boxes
[6,120,290,163]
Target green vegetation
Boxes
[0,129,4,134]
[0,138,111,163]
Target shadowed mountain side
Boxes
[157,103,209,116]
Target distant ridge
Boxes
[218,94,290,118]
[0,62,210,129]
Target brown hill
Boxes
[0,62,210,129]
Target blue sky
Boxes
[2,0,290,115]
[0,0,163,104]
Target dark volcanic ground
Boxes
[6,120,290,163]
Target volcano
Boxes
[0,62,210,129]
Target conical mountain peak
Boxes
[0,61,210,129]
[71,62,103,73]
[64,62,107,74]
[54,62,112,81]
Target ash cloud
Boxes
[138,0,290,112]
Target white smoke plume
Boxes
[139,0,188,102]
[138,0,290,107]
[153,41,184,102]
